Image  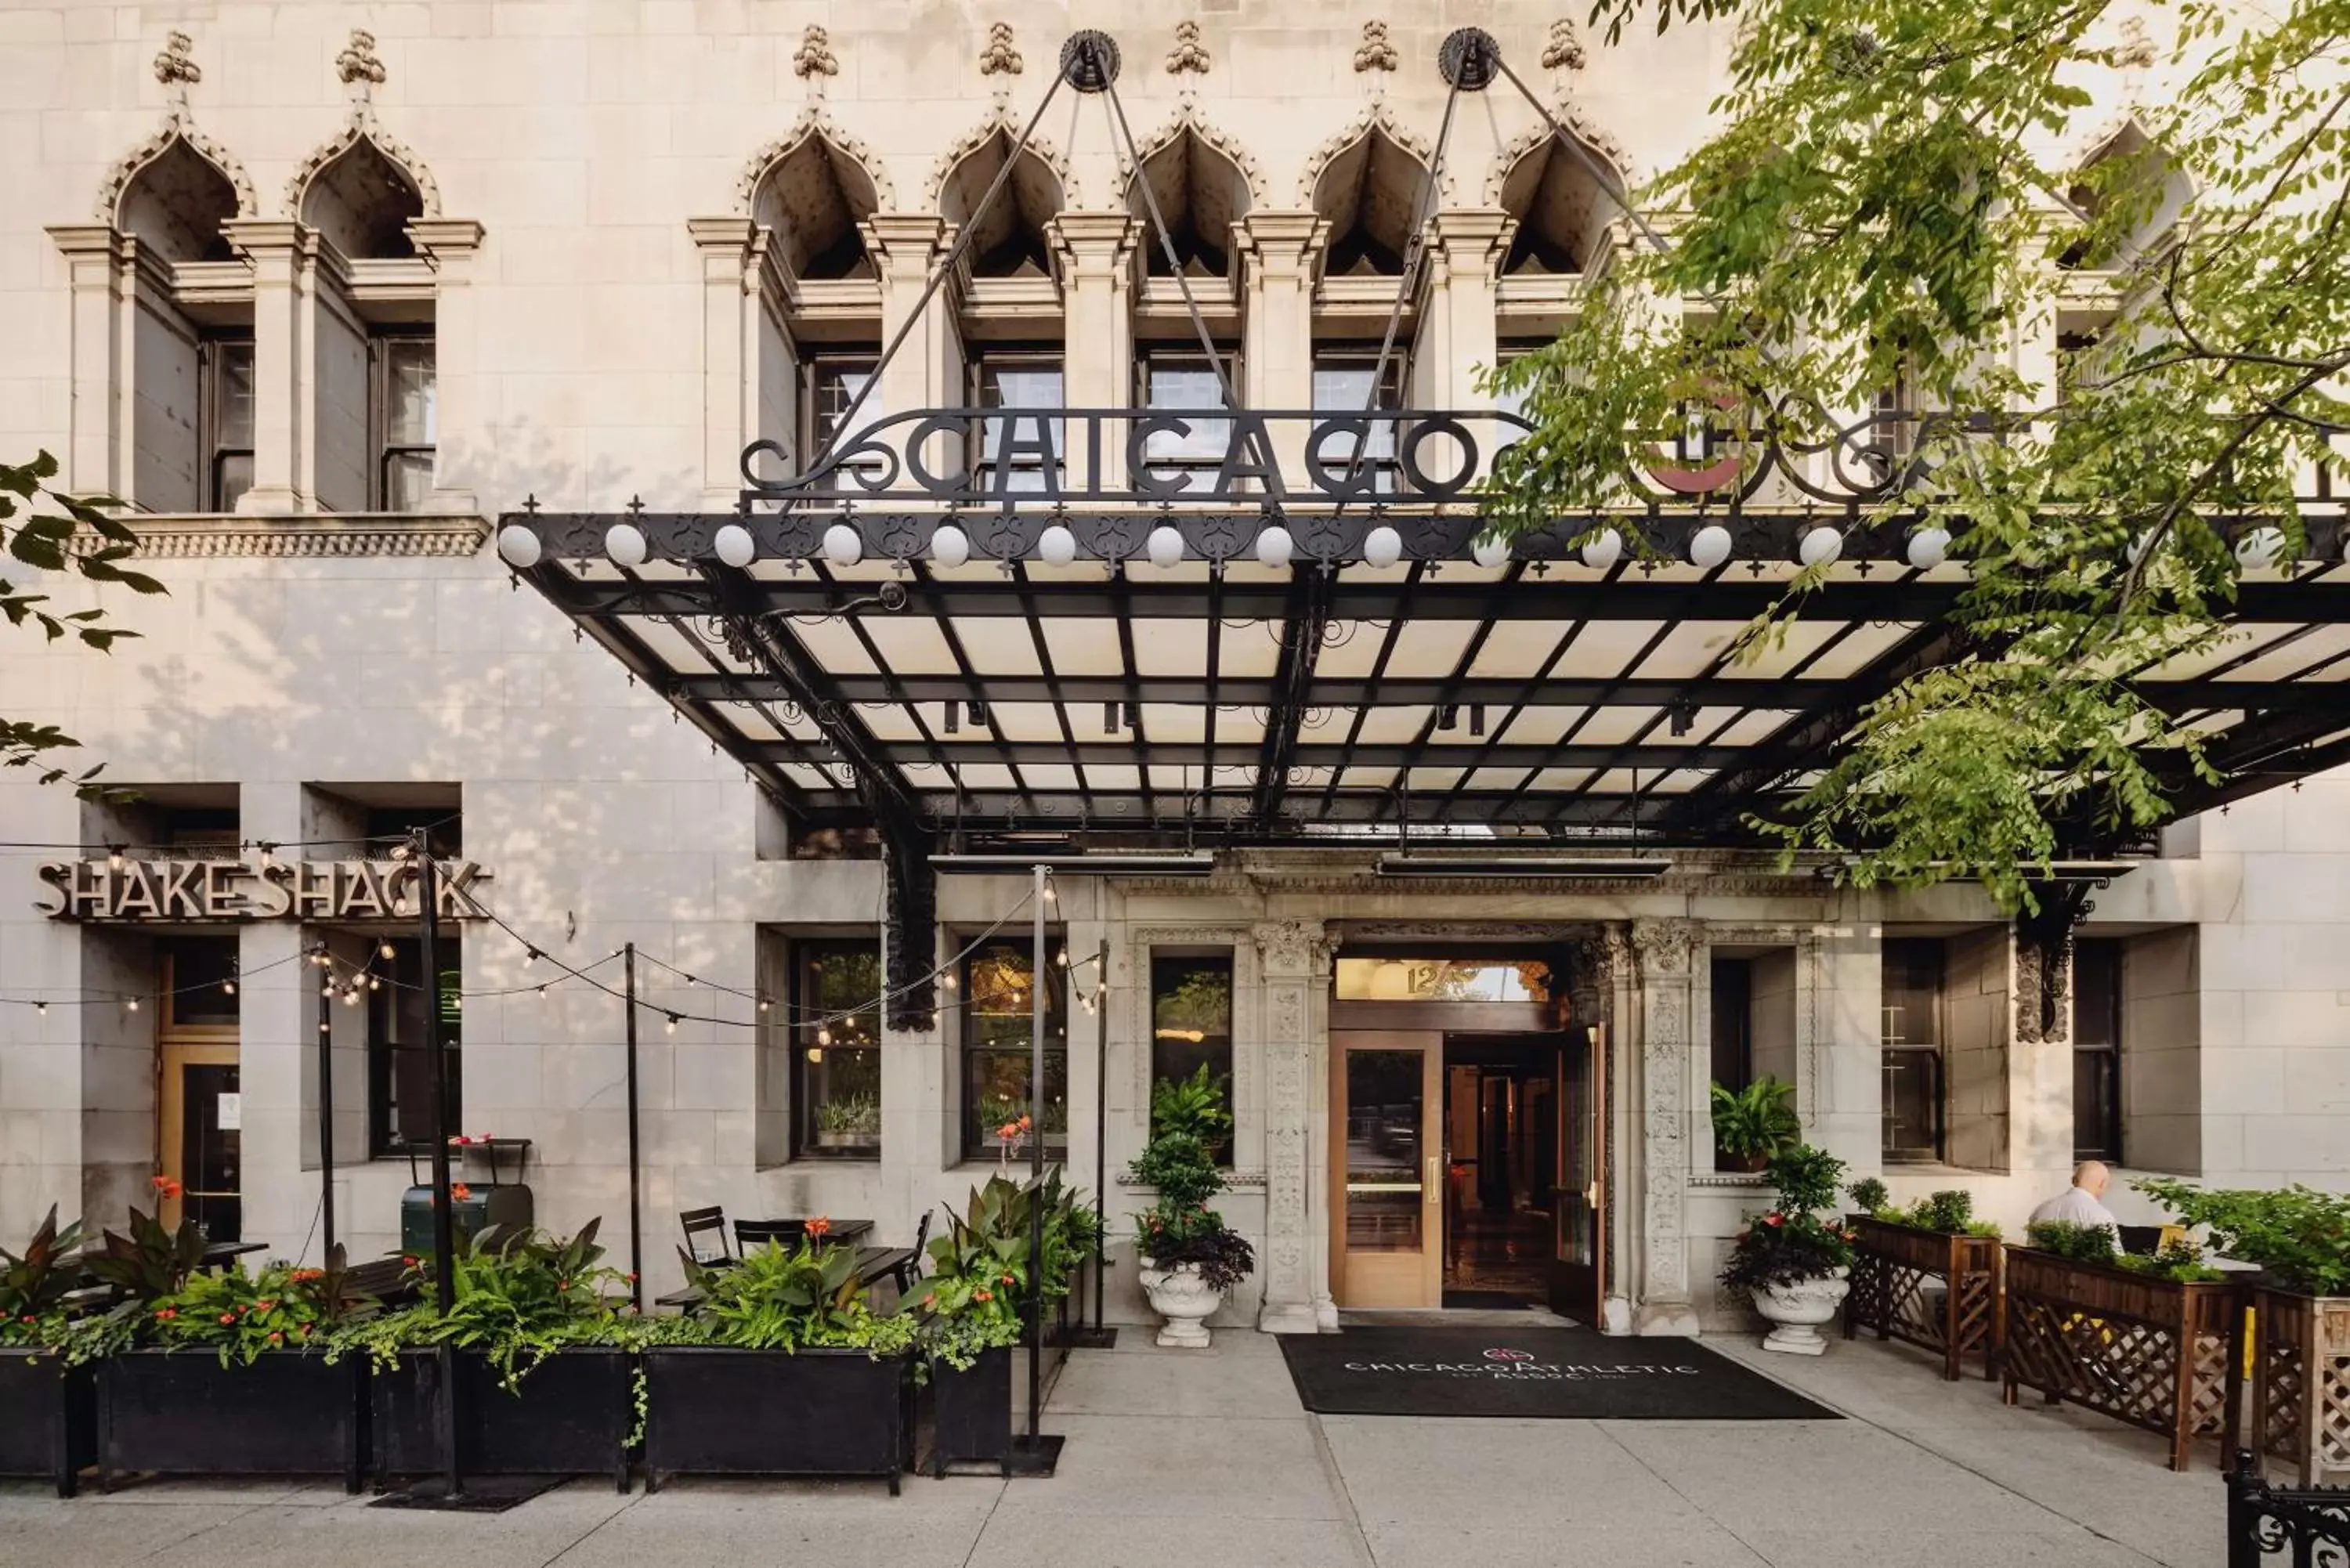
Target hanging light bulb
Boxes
[757,996,772,1013]
[805,1045,824,1064]
[1042,883,1057,902]
[523,948,539,966]
[1470,534,1510,569]
[1906,526,1951,571]
[345,987,364,1006]
[222,979,237,996]
[367,976,381,991]
[107,846,125,873]
[664,1013,679,1035]
[34,1002,47,1017]
[495,525,543,569]
[1145,525,1185,569]
[379,941,396,961]
[1580,527,1625,571]
[125,997,139,1013]
[684,974,698,988]
[822,523,864,566]
[604,522,649,568]
[321,982,335,998]
[1799,525,1845,568]
[941,970,958,991]
[1361,524,1404,569]
[537,984,549,999]
[1055,948,1069,967]
[1036,524,1079,567]
[817,1024,833,1046]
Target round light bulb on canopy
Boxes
[1799,525,1845,568]
[1146,525,1185,570]
[713,523,757,569]
[2236,526,2286,573]
[1036,524,1079,567]
[1255,525,1295,568]
[930,522,971,569]
[1688,524,1734,570]
[1361,525,1404,569]
[1471,534,1510,569]
[495,526,542,569]
[1580,527,1625,571]
[603,522,648,568]
[1906,526,1951,571]
[821,524,863,567]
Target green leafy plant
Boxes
[332,1221,634,1391]
[1128,1068,1255,1292]
[1708,1077,1802,1166]
[2135,1179,2350,1296]
[674,1238,914,1357]
[814,1093,880,1137]
[2026,1219,2119,1267]
[1846,1177,1890,1215]
[0,1205,86,1349]
[2115,1237,2225,1285]
[1151,1063,1235,1147]
[82,1205,206,1302]
[135,1247,378,1367]
[1721,1145,1856,1297]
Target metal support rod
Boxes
[624,943,644,1313]
[413,829,461,1500]
[316,949,335,1263]
[1092,936,1109,1334]
[1026,863,1047,1444]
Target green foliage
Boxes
[1484,0,2350,909]
[2027,1219,2119,1266]
[1151,1062,1235,1147]
[2,451,163,793]
[1708,1077,1802,1160]
[1876,1189,2002,1237]
[331,1221,636,1391]
[2135,1179,2350,1295]
[0,1206,85,1348]
[1722,1144,1856,1295]
[83,1206,206,1302]
[2115,1237,2225,1284]
[133,1248,378,1367]
[1127,1068,1254,1290]
[676,1238,910,1354]
[814,1092,880,1136]
[1846,1177,1890,1214]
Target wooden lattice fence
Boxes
[2242,1288,2350,1488]
[1843,1216,2003,1381]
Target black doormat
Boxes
[1278,1326,1840,1420]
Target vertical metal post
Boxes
[1026,863,1047,1443]
[316,949,336,1261]
[1093,936,1108,1333]
[413,829,461,1499]
[624,943,644,1312]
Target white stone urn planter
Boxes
[1137,1260,1224,1348]
[1753,1266,1851,1355]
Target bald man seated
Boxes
[2029,1161,2124,1234]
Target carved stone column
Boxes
[1236,213,1325,479]
[1632,917,1703,1336]
[222,219,312,515]
[864,215,954,494]
[1049,213,1138,492]
[1571,925,1635,1334]
[45,226,130,497]
[1412,211,1511,428]
[408,219,486,515]
[1252,917,1328,1334]
[688,217,763,508]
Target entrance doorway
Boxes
[156,938,242,1241]
[1327,956,1607,1321]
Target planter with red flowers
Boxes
[0,1207,96,1497]
[1720,1146,1858,1355]
[63,1215,378,1491]
[1128,1068,1253,1349]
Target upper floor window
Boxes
[974,354,1065,493]
[1881,938,1943,1163]
[202,336,255,513]
[1138,351,1235,493]
[374,336,436,511]
[1312,352,1404,494]
[2072,940,2123,1164]
[803,354,883,478]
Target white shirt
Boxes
[2028,1186,2122,1232]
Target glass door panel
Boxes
[1551,1024,1607,1322]
[1329,1032,1441,1307]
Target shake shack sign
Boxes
[36,857,491,923]
[1342,1346,1704,1383]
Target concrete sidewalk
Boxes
[0,1331,2225,1567]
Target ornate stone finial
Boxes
[1166,20,1212,78]
[980,22,1023,76]
[2114,16,2157,69]
[1542,19,1587,72]
[794,24,840,91]
[1354,21,1400,74]
[154,31,201,87]
[336,29,386,110]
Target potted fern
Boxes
[1708,1075,1801,1173]
[0,1207,94,1496]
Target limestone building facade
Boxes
[1,3,2345,1333]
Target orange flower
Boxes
[998,1122,1021,1141]
[450,1182,472,1202]
[150,1174,184,1200]
[1017,1115,1033,1131]
[218,1312,237,1324]
[805,1216,832,1239]
[153,1307,177,1321]
[974,1288,992,1303]
[268,1331,283,1346]
[254,1299,276,1312]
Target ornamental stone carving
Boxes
[732,107,896,215]
[926,111,1078,211]
[1354,21,1400,74]
[1297,101,1451,206]
[284,114,441,222]
[1166,21,1213,78]
[793,25,839,81]
[154,31,201,89]
[93,38,257,227]
[1632,917,1702,977]
[980,22,1023,77]
[1542,19,1588,72]
[1480,108,1634,207]
[337,30,386,90]
[1251,918,1320,976]
[69,515,488,558]
[1115,109,1264,208]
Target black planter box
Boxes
[928,1346,1013,1477]
[642,1346,909,1493]
[96,1349,365,1491]
[0,1348,95,1497]
[372,1347,631,1492]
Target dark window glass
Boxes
[376,337,436,511]
[204,336,255,512]
[962,937,1066,1158]
[804,355,882,476]
[161,936,240,1028]
[1881,938,1943,1162]
[1139,353,1237,493]
[793,941,881,1160]
[1710,956,1752,1096]
[370,935,461,1154]
[1151,952,1234,1165]
[2072,941,2123,1162]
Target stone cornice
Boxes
[72,513,489,559]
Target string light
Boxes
[321,982,335,998]
[221,980,236,996]
[107,846,125,872]
[125,997,139,1013]
[537,984,550,999]
[816,1025,833,1046]
[36,1003,48,1017]
[664,1014,679,1035]
[757,996,771,1013]
[380,941,397,961]
[524,948,540,966]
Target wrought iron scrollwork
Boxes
[2228,1453,2350,1567]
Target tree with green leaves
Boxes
[1488,0,2349,912]
[2,453,162,791]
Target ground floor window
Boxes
[1881,938,1944,1162]
[1150,951,1234,1164]
[793,939,881,1159]
[370,935,461,1154]
[2072,940,2123,1163]
[962,936,1066,1158]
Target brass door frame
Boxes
[157,952,239,1232]
[1328,1030,1444,1309]
[1549,1022,1608,1322]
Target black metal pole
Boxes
[1093,937,1108,1334]
[1026,864,1047,1444]
[413,830,461,1500]
[316,946,335,1262]
[624,943,644,1312]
